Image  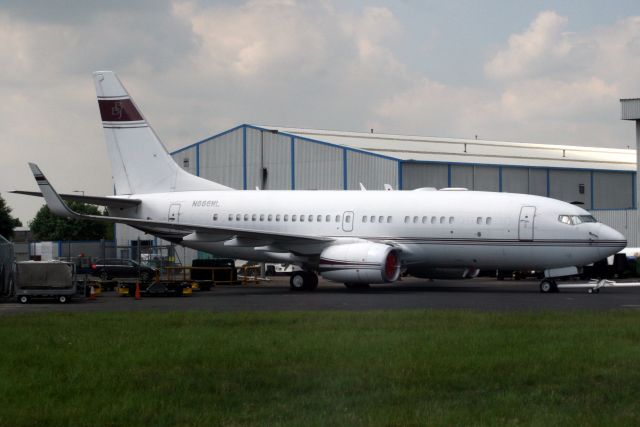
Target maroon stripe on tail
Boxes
[98,99,143,122]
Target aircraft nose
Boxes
[596,224,627,258]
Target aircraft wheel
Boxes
[539,279,555,293]
[17,295,30,304]
[57,295,69,304]
[290,272,317,291]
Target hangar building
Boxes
[116,124,638,261]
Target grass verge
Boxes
[1,310,640,426]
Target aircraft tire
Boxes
[539,279,555,293]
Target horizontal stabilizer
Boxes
[10,190,141,209]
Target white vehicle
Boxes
[16,71,627,291]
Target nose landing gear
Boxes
[539,279,558,293]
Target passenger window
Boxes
[413,216,419,223]
[213,214,218,221]
[292,215,297,222]
[346,216,351,223]
[300,215,304,222]
[363,216,368,223]
[370,216,375,223]
[308,215,313,222]
[335,215,341,222]
[486,217,492,225]
[236,214,241,221]
[449,216,454,224]
[404,216,409,223]
[251,214,256,221]
[379,216,384,223]
[326,215,331,222]
[228,214,233,221]
[440,216,445,224]
[387,216,392,223]
[476,217,482,225]
[431,216,436,224]
[260,214,265,221]
[422,216,427,224]
[317,215,322,222]
[268,214,273,221]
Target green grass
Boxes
[1,310,640,426]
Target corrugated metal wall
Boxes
[199,128,244,189]
[474,166,499,191]
[593,210,640,247]
[451,165,473,189]
[529,168,548,196]
[401,163,448,189]
[593,172,634,209]
[549,170,591,208]
[621,99,640,120]
[502,167,529,194]
[171,146,197,176]
[294,138,343,190]
[347,151,398,190]
[245,128,292,190]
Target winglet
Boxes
[28,163,81,219]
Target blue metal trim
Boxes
[290,136,295,190]
[242,126,247,190]
[590,171,594,209]
[196,144,200,176]
[447,164,452,187]
[546,169,550,197]
[398,161,403,190]
[633,172,637,209]
[343,148,348,190]
[58,241,62,257]
[498,166,503,192]
[400,158,633,174]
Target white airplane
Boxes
[15,71,627,292]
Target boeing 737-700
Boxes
[14,71,627,292]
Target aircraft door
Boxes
[342,211,354,232]
[518,206,536,241]
[168,203,181,222]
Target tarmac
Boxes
[3,276,640,314]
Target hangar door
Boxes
[518,206,536,241]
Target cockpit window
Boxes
[558,214,597,225]
[558,215,572,225]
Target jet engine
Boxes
[319,242,401,284]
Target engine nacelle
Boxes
[319,242,401,284]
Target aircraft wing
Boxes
[10,190,141,209]
[28,163,331,246]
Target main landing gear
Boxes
[539,278,559,293]
[289,271,318,291]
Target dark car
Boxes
[91,258,156,283]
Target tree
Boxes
[29,202,112,241]
[0,194,22,239]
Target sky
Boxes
[1,0,640,224]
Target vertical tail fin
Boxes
[93,71,231,194]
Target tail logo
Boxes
[111,102,123,119]
[98,98,143,122]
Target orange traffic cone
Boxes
[89,285,96,301]
[135,281,141,300]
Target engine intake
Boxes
[319,242,401,284]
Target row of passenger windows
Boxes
[215,213,345,223]
[212,213,492,226]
